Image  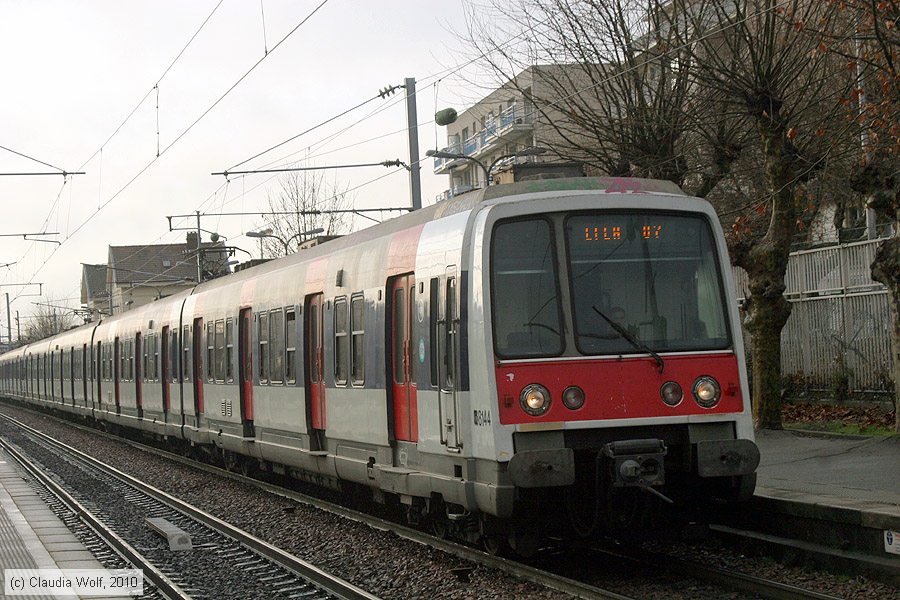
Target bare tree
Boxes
[23,302,76,342]
[257,170,353,258]
[658,0,861,428]
[830,0,900,430]
[461,0,749,195]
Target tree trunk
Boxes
[741,109,797,430]
[871,235,900,432]
[744,244,792,430]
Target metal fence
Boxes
[733,237,894,393]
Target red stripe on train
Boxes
[495,353,744,425]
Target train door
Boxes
[181,324,191,425]
[161,327,170,415]
[96,342,102,409]
[114,337,121,413]
[439,271,461,450]
[238,309,255,438]
[305,293,326,450]
[390,274,418,444]
[134,333,143,418]
[58,348,64,403]
[69,348,75,404]
[192,318,204,427]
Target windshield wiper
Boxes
[592,305,664,373]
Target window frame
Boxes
[333,296,349,386]
[350,293,365,386]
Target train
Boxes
[0,177,760,554]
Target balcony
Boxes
[433,104,534,174]
[435,183,478,203]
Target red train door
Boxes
[239,308,255,437]
[391,274,418,442]
[161,327,170,414]
[306,294,326,446]
[192,318,204,426]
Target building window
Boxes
[334,296,348,385]
[270,309,285,384]
[350,294,365,385]
[258,312,269,384]
[285,309,296,384]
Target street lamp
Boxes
[426,146,549,187]
[246,227,325,256]
[426,149,489,183]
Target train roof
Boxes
[189,176,687,289]
[0,176,688,360]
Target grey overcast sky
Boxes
[0,0,491,325]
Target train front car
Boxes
[472,179,759,548]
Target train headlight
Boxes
[520,384,551,416]
[562,386,585,410]
[660,381,683,406]
[692,376,721,408]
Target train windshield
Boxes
[490,212,731,359]
[490,218,564,358]
[565,212,730,355]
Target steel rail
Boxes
[0,412,380,600]
[0,402,633,600]
[0,437,190,600]
[590,545,847,600]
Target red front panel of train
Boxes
[495,353,744,425]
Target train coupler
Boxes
[601,439,668,488]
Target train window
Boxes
[258,312,269,384]
[564,213,730,354]
[225,319,234,383]
[214,320,226,383]
[490,218,563,358]
[150,334,156,381]
[393,288,405,384]
[350,294,365,385]
[310,304,319,384]
[444,277,457,391]
[334,297,349,386]
[270,310,285,384]
[119,339,126,382]
[206,322,215,383]
[429,278,439,387]
[285,310,296,384]
[182,325,191,383]
[170,330,179,383]
[142,337,149,382]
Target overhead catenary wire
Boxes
[8,0,333,303]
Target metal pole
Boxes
[856,37,878,239]
[15,311,19,340]
[405,77,422,210]
[196,210,203,283]
[5,293,10,345]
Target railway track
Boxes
[0,403,862,600]
[0,412,379,600]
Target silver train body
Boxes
[0,178,759,528]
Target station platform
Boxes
[747,429,900,574]
[0,448,129,599]
[755,429,900,517]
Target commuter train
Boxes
[0,177,760,553]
